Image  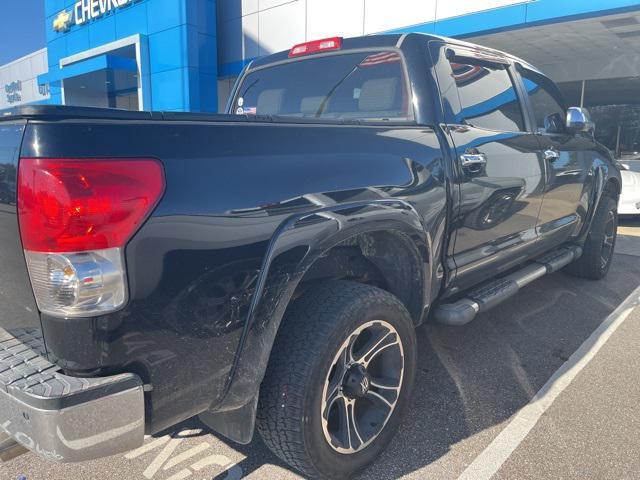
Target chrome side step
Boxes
[434,245,582,326]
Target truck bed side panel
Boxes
[20,120,446,432]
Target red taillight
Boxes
[288,37,342,57]
[18,158,164,253]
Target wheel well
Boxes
[291,231,425,324]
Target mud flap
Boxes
[199,393,258,445]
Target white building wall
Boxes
[307,0,364,41]
[436,0,530,20]
[0,49,50,110]
[364,0,436,34]
[216,0,531,111]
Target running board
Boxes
[434,245,582,326]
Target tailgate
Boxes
[0,121,40,331]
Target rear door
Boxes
[431,44,546,289]
[516,67,594,247]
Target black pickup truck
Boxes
[0,33,620,479]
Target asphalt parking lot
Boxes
[2,220,640,480]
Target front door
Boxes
[433,46,546,290]
[516,67,594,248]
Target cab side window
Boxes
[520,69,566,133]
[449,60,525,132]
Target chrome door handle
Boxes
[460,153,487,168]
[544,149,560,162]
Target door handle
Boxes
[544,149,560,162]
[460,153,487,169]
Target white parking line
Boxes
[163,442,210,470]
[123,428,244,480]
[458,284,640,480]
[144,437,182,478]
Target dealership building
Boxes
[1,0,639,154]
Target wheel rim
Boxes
[320,320,404,454]
[601,209,616,269]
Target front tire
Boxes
[257,280,417,479]
[566,193,618,280]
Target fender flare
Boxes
[578,162,621,243]
[212,199,431,413]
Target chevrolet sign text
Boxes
[74,0,137,26]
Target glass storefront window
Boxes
[558,76,640,158]
[62,45,139,111]
[590,105,640,159]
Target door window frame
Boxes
[511,63,569,136]
[434,43,534,134]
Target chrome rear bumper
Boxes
[0,327,144,462]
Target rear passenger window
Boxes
[520,69,566,133]
[450,60,525,132]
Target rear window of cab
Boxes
[232,51,412,121]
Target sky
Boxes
[0,0,46,65]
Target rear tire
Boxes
[566,194,618,280]
[257,280,417,479]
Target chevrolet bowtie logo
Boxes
[53,10,72,32]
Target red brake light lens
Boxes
[18,158,164,253]
[288,37,342,57]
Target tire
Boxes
[565,194,618,280]
[257,280,417,479]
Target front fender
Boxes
[577,151,622,243]
[211,200,430,415]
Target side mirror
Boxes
[566,107,595,135]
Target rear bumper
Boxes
[0,327,144,462]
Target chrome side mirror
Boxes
[566,107,595,135]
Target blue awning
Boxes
[38,55,137,85]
